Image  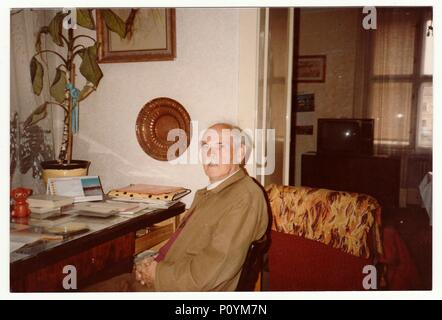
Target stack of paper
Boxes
[104,201,153,214]
[74,201,153,215]
[28,195,75,220]
[28,194,74,208]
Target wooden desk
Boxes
[10,202,185,292]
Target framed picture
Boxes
[296,93,315,112]
[96,8,176,63]
[296,55,326,82]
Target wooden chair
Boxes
[236,233,270,291]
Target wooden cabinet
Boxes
[301,152,401,208]
[11,233,134,292]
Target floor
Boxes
[382,206,432,290]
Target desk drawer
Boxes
[135,223,174,254]
[13,233,135,292]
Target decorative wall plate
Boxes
[136,97,191,161]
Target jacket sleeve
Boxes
[154,195,266,291]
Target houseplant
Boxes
[25,8,135,183]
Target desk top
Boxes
[10,202,185,274]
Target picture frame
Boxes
[96,8,176,63]
[295,55,326,82]
[296,93,315,112]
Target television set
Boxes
[317,118,374,155]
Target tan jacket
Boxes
[154,169,269,291]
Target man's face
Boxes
[200,126,243,183]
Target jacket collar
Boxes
[207,168,247,194]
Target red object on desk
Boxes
[10,187,33,218]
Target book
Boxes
[30,206,61,214]
[30,203,74,214]
[47,176,104,202]
[30,210,62,219]
[27,194,74,208]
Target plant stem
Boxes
[60,34,69,47]
[66,28,75,164]
[72,44,86,51]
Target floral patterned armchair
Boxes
[266,184,384,291]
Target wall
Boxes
[10,10,54,194]
[70,9,243,207]
[294,8,360,185]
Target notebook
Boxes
[27,194,74,208]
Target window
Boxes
[366,8,433,150]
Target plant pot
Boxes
[41,160,91,185]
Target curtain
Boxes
[10,9,55,194]
[363,7,433,206]
[366,8,433,154]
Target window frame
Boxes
[363,7,433,153]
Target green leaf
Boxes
[50,66,67,103]
[78,43,103,87]
[77,9,95,30]
[30,57,44,95]
[48,11,68,47]
[78,83,96,102]
[101,9,126,39]
[24,102,49,128]
[35,26,49,52]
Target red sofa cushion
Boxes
[269,230,373,291]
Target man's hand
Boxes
[134,256,157,287]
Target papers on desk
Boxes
[73,201,153,216]
[104,200,153,214]
[10,228,54,253]
[108,197,179,209]
[10,230,43,245]
[28,214,74,228]
[28,194,74,208]
[10,241,26,253]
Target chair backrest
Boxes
[236,233,270,291]
[265,184,383,259]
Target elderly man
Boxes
[88,123,269,291]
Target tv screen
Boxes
[317,118,374,155]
